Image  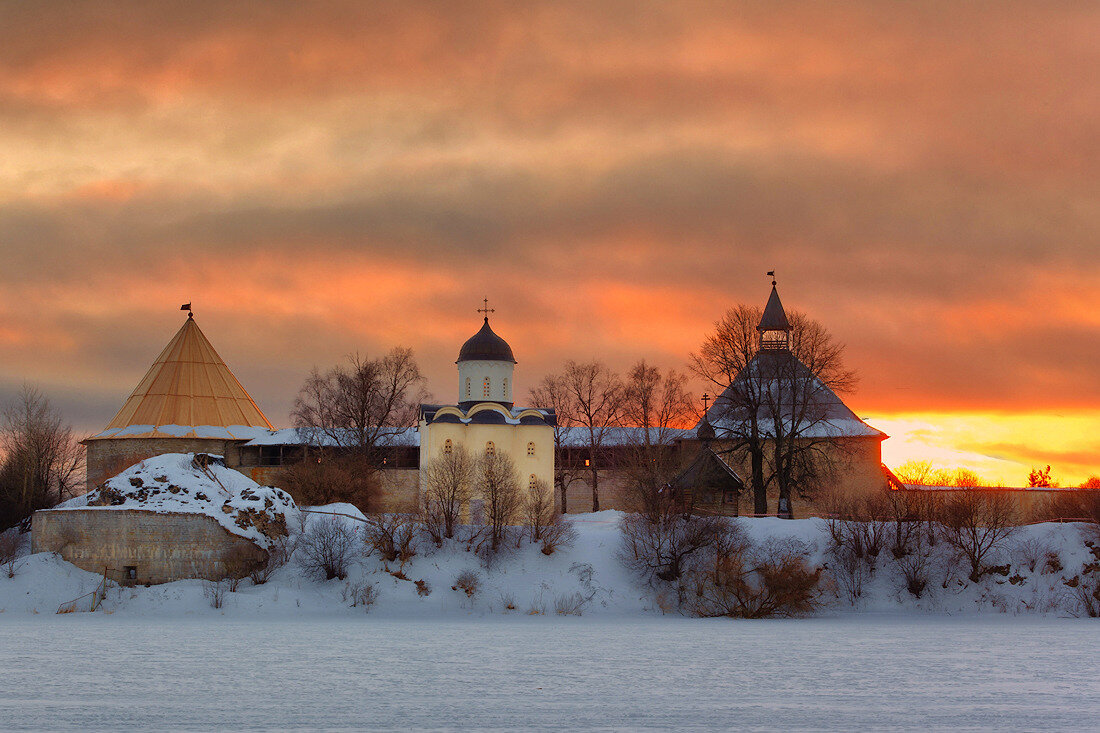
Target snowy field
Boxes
[1,615,1098,731]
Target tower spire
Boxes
[758,274,791,350]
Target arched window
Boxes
[465,377,471,399]
[483,377,491,398]
[443,439,453,455]
[529,474,538,490]
[502,378,508,399]
[527,441,535,457]
[485,441,495,456]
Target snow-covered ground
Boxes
[2,509,1099,617]
[0,615,1098,730]
[3,508,1100,728]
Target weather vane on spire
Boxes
[477,297,495,319]
[180,302,193,319]
[767,270,776,286]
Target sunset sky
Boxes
[1,1,1097,485]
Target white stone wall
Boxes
[457,359,515,404]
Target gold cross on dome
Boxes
[478,298,495,317]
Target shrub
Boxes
[221,546,261,591]
[452,569,481,597]
[689,539,823,619]
[0,532,21,579]
[824,494,889,573]
[554,592,587,616]
[540,514,577,556]
[344,582,379,610]
[499,592,516,611]
[1073,575,1100,617]
[1011,537,1050,573]
[363,514,420,565]
[619,513,732,583]
[892,528,936,599]
[829,543,867,603]
[279,454,380,510]
[204,578,229,609]
[1043,551,1064,575]
[250,537,289,585]
[296,516,359,581]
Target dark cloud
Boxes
[0,1,1097,459]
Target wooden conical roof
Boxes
[102,315,273,434]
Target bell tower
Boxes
[757,272,791,351]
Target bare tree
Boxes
[559,360,623,512]
[0,384,85,530]
[529,372,583,514]
[290,348,427,503]
[938,491,1018,582]
[477,451,522,552]
[691,306,854,517]
[523,477,556,542]
[422,444,474,540]
[618,360,695,520]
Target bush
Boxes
[343,582,379,610]
[363,514,420,565]
[204,578,229,609]
[452,569,481,597]
[279,454,380,510]
[619,513,732,583]
[221,546,262,591]
[1011,537,1051,573]
[829,543,867,603]
[250,537,289,585]
[1070,573,1100,617]
[539,514,577,556]
[554,592,588,616]
[0,532,21,579]
[414,579,431,597]
[499,592,516,611]
[296,516,359,581]
[688,539,823,619]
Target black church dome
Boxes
[457,318,517,364]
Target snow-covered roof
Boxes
[55,453,296,548]
[557,426,694,448]
[87,424,277,441]
[701,350,886,440]
[241,427,421,448]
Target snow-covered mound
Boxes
[60,453,296,548]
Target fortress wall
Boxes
[32,508,265,585]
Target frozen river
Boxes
[1,615,1097,730]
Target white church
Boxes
[417,310,557,501]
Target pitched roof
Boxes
[758,284,791,331]
[701,350,886,439]
[94,316,273,438]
